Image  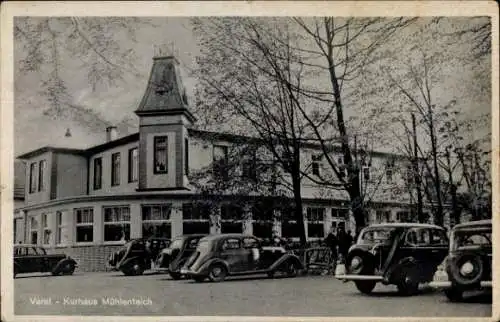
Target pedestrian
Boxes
[337,228,350,261]
[325,226,338,260]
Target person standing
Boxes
[337,228,350,261]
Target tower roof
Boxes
[135,56,196,122]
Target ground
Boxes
[14,271,492,317]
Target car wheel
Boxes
[449,253,483,286]
[169,272,182,280]
[131,261,145,276]
[62,263,75,275]
[208,263,227,282]
[355,281,377,294]
[444,288,464,302]
[397,265,420,296]
[348,255,365,275]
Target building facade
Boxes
[14,55,442,271]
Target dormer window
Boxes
[154,136,168,174]
[38,160,47,192]
[312,155,321,176]
[29,162,37,193]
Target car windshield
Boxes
[358,227,398,245]
[452,229,491,250]
[170,238,184,249]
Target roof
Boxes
[200,233,255,242]
[135,56,196,123]
[16,147,86,160]
[364,223,445,230]
[453,219,491,230]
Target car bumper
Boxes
[335,274,384,282]
[428,281,493,289]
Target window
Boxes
[184,138,189,175]
[29,162,37,193]
[128,148,138,183]
[243,237,260,249]
[242,151,258,181]
[182,203,210,234]
[213,145,229,180]
[93,157,102,190]
[221,238,241,251]
[75,208,94,243]
[312,155,321,176]
[38,160,47,192]
[431,229,448,246]
[281,206,302,239]
[29,216,39,244]
[306,207,325,238]
[397,211,412,222]
[220,204,243,233]
[405,166,414,185]
[337,157,347,179]
[41,213,51,245]
[154,136,168,174]
[251,204,274,238]
[375,210,391,223]
[406,228,432,246]
[104,206,130,242]
[111,153,121,186]
[55,211,64,244]
[142,204,171,239]
[332,208,349,219]
[386,167,393,183]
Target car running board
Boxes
[335,274,384,281]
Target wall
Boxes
[55,153,88,199]
[89,141,139,195]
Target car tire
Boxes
[444,287,464,302]
[397,265,420,296]
[208,263,227,282]
[62,263,75,275]
[169,272,182,280]
[131,261,145,276]
[355,281,377,294]
[449,253,483,286]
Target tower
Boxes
[134,55,196,191]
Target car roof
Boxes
[453,219,491,230]
[364,223,445,230]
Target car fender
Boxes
[14,262,22,275]
[196,258,230,275]
[270,254,303,271]
[53,258,78,273]
[346,250,376,275]
[384,256,417,283]
[118,256,145,270]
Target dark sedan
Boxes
[14,244,77,277]
[180,234,303,282]
[336,223,449,295]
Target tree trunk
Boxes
[291,167,307,246]
[428,109,444,226]
[347,172,366,235]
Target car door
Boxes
[242,237,262,271]
[25,246,43,273]
[14,247,29,273]
[219,238,249,273]
[429,229,449,266]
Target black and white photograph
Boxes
[1,1,498,321]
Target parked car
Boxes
[180,234,304,282]
[429,219,492,301]
[155,234,207,279]
[107,237,170,276]
[335,223,449,295]
[13,244,77,278]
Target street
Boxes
[14,271,491,317]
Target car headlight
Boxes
[460,261,474,276]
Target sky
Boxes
[13,17,492,157]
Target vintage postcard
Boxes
[1,1,498,322]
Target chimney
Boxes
[106,126,118,142]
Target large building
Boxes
[14,55,439,271]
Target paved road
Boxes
[14,271,492,317]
